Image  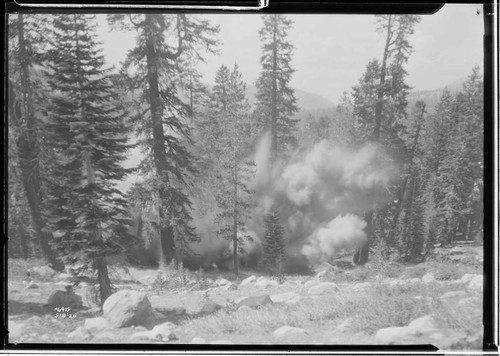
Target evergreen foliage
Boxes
[43,14,134,305]
[255,14,299,161]
[263,210,286,277]
[351,15,422,264]
[8,14,64,270]
[107,14,219,267]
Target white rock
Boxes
[223,282,238,291]
[408,315,438,330]
[31,266,56,279]
[255,278,279,289]
[240,275,257,286]
[238,305,252,312]
[103,290,156,328]
[351,282,371,291]
[304,279,320,288]
[376,326,420,344]
[461,274,478,284]
[68,326,93,341]
[440,290,468,302]
[307,282,339,295]
[270,292,301,304]
[216,278,230,286]
[458,296,481,308]
[375,315,439,345]
[234,296,247,304]
[389,279,407,287]
[131,330,154,341]
[84,317,110,334]
[468,275,483,291]
[58,273,73,281]
[335,318,354,334]
[93,331,117,342]
[409,278,421,285]
[191,337,206,344]
[273,326,308,339]
[24,281,39,290]
[150,322,177,341]
[210,340,233,344]
[422,274,435,284]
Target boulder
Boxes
[408,315,438,330]
[191,337,206,344]
[409,278,421,285]
[422,274,435,284]
[375,315,441,345]
[236,295,272,309]
[304,279,320,288]
[216,278,230,286]
[240,275,257,286]
[238,305,252,312]
[58,273,73,281]
[458,296,481,308]
[68,326,93,341]
[47,289,83,309]
[255,278,279,289]
[461,273,478,284]
[439,290,468,303]
[351,282,371,292]
[200,300,223,314]
[335,318,354,334]
[30,266,56,279]
[270,292,302,304]
[468,275,482,291]
[84,317,111,334]
[93,331,118,342]
[273,326,308,339]
[223,282,238,291]
[103,290,156,328]
[307,282,339,295]
[24,281,39,290]
[150,322,177,341]
[210,340,233,344]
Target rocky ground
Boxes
[7,244,484,350]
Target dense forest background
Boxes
[7,13,483,306]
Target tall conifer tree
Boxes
[44,14,133,305]
[255,14,299,162]
[108,14,219,267]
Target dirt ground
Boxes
[7,244,484,348]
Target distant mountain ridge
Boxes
[244,84,336,111]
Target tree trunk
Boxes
[95,257,113,307]
[233,155,239,277]
[144,14,176,266]
[12,15,64,271]
[270,15,278,162]
[354,210,373,265]
[355,16,394,265]
[17,224,30,259]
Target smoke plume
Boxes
[248,136,396,269]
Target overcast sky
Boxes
[97,4,483,102]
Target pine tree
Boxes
[351,15,421,265]
[263,210,285,278]
[424,68,484,246]
[108,14,219,267]
[44,14,134,305]
[255,14,299,162]
[197,64,255,277]
[8,14,64,270]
